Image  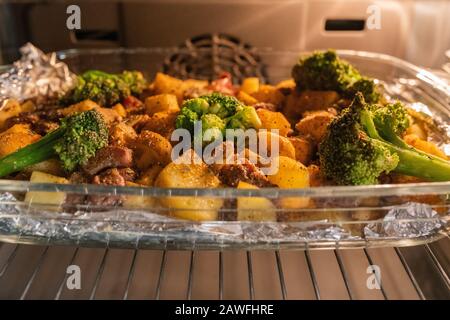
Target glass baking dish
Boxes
[0,48,449,250]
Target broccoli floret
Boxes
[372,101,410,139]
[226,106,262,130]
[292,50,380,103]
[201,93,243,118]
[120,70,147,95]
[201,114,226,142]
[319,93,450,185]
[62,70,147,107]
[175,107,199,133]
[183,98,210,115]
[0,110,108,176]
[176,93,262,145]
[346,77,381,104]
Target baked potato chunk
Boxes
[295,111,335,143]
[136,163,165,186]
[283,90,339,122]
[404,134,448,160]
[237,91,258,105]
[25,171,68,207]
[131,130,172,170]
[256,109,293,137]
[144,94,179,115]
[155,151,223,221]
[142,111,178,140]
[257,131,296,159]
[123,182,156,209]
[251,85,285,106]
[240,77,260,95]
[289,136,315,165]
[237,181,276,221]
[0,99,35,131]
[0,124,41,158]
[267,156,310,209]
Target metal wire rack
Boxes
[0,238,448,300]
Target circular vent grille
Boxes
[163,33,267,82]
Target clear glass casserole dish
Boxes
[0,48,449,250]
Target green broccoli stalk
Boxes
[319,93,450,185]
[62,70,147,107]
[292,50,381,103]
[0,109,108,177]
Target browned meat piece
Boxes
[63,172,90,211]
[122,95,145,114]
[88,168,130,207]
[92,168,126,186]
[217,159,275,188]
[253,102,278,112]
[82,146,133,175]
[183,86,212,100]
[125,114,151,133]
[5,112,59,135]
[207,72,236,96]
[33,121,59,135]
[115,167,136,182]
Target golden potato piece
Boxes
[283,90,339,122]
[404,134,448,160]
[0,99,34,130]
[123,182,156,209]
[0,124,41,158]
[142,111,178,140]
[112,103,127,118]
[131,130,172,170]
[60,99,98,116]
[237,91,258,105]
[257,108,293,137]
[257,131,296,159]
[237,181,276,221]
[109,122,137,147]
[152,72,190,104]
[145,93,179,115]
[136,163,165,186]
[267,156,310,209]
[251,85,285,106]
[155,153,223,221]
[295,111,335,143]
[275,79,296,91]
[289,136,315,165]
[25,171,68,207]
[240,77,260,95]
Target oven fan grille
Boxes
[162,33,267,82]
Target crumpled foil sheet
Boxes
[0,193,359,248]
[0,43,76,105]
[364,202,446,238]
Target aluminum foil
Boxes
[0,192,359,248]
[364,202,446,238]
[0,43,76,105]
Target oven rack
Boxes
[0,239,448,300]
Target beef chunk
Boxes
[82,146,133,175]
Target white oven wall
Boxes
[3,0,450,68]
